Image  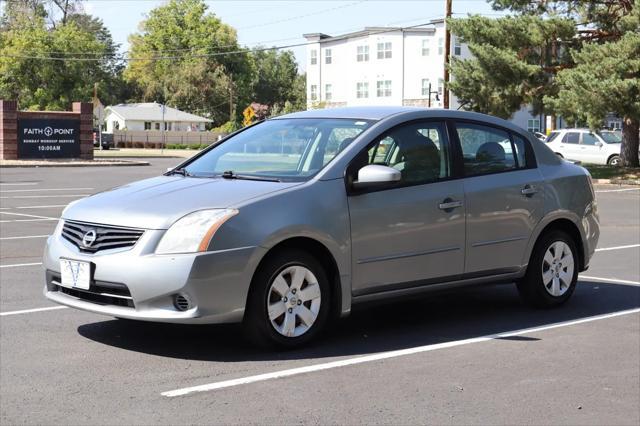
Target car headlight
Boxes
[155,209,238,255]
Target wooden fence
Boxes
[111,130,227,148]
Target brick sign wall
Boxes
[0,100,93,160]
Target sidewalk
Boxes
[94,148,200,158]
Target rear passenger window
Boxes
[512,135,528,168]
[562,132,580,144]
[455,123,517,175]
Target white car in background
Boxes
[545,128,623,165]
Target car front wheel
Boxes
[607,155,621,166]
[243,249,330,348]
[517,230,578,308]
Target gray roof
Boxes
[274,106,527,134]
[303,21,442,43]
[106,103,212,123]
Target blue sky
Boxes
[83,0,504,70]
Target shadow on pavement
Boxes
[77,280,640,362]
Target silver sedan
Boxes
[43,107,600,348]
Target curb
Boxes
[592,178,640,185]
[0,160,150,168]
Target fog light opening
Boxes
[173,294,192,312]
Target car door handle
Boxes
[521,185,537,196]
[438,199,463,211]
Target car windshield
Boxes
[181,118,372,181]
[599,131,622,144]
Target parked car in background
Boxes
[546,128,622,165]
[44,107,599,348]
[92,128,111,150]
[533,131,547,142]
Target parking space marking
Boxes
[161,308,640,398]
[16,205,68,209]
[0,211,58,220]
[596,244,640,252]
[580,275,640,286]
[0,187,93,193]
[595,188,640,193]
[0,182,38,186]
[0,262,42,269]
[0,306,67,317]
[0,218,58,223]
[0,194,89,199]
[0,235,49,241]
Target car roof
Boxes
[274,107,528,134]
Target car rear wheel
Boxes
[243,249,330,348]
[607,155,621,166]
[517,230,578,308]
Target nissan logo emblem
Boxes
[82,230,97,247]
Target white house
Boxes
[103,102,212,133]
[303,20,543,132]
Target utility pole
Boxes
[443,0,452,109]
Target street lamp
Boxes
[427,82,440,108]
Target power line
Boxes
[0,21,440,62]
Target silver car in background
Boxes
[44,107,599,348]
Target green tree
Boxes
[124,0,253,126]
[0,10,120,110]
[449,0,639,165]
[250,49,298,105]
[546,33,640,167]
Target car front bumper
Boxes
[43,229,264,324]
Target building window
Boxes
[438,37,444,55]
[376,80,392,97]
[421,79,430,96]
[357,45,369,62]
[144,122,151,130]
[527,119,540,133]
[325,49,332,64]
[356,82,369,98]
[438,78,444,96]
[421,39,430,56]
[113,121,120,130]
[310,85,318,101]
[310,49,317,65]
[155,123,160,130]
[454,38,462,56]
[325,84,332,101]
[377,42,392,59]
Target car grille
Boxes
[62,220,144,253]
[46,270,134,308]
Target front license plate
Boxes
[60,258,91,290]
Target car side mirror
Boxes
[353,164,401,189]
[596,141,603,147]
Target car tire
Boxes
[607,155,621,166]
[243,249,330,348]
[517,230,578,308]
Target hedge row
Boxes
[114,142,209,150]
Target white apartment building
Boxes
[304,20,543,132]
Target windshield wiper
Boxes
[221,170,281,182]
[166,167,193,177]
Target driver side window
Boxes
[362,121,451,185]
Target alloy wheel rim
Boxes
[267,265,321,337]
[610,157,621,166]
[541,241,575,297]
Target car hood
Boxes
[62,175,302,229]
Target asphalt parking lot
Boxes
[1,159,639,425]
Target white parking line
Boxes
[595,188,640,193]
[16,205,68,209]
[0,182,38,186]
[0,188,93,193]
[0,218,58,223]
[580,275,640,286]
[0,262,42,269]
[0,194,88,199]
[161,308,640,398]
[0,211,58,220]
[0,235,49,241]
[0,306,67,317]
[595,244,640,252]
